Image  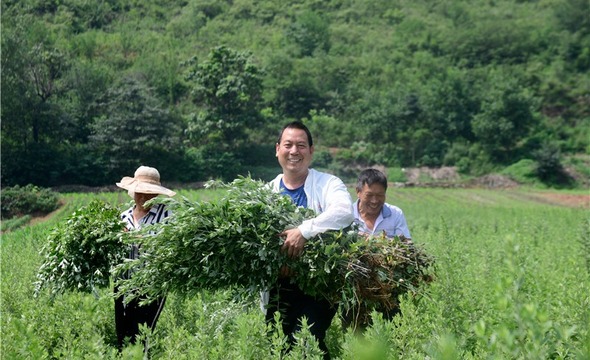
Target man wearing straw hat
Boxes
[114,165,176,350]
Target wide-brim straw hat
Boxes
[116,166,176,197]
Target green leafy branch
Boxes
[34,200,127,298]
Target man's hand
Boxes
[280,227,306,258]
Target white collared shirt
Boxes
[353,199,411,239]
[270,168,354,238]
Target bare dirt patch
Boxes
[468,174,519,189]
[534,192,590,208]
[404,166,461,183]
[401,167,519,189]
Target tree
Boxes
[89,74,183,182]
[185,46,264,150]
[1,11,70,186]
[471,71,537,163]
[285,10,331,57]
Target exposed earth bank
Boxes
[398,166,589,208]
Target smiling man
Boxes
[354,168,411,239]
[342,168,412,331]
[263,121,353,360]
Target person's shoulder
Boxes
[309,168,343,182]
[269,173,283,185]
[120,206,133,217]
[383,202,405,214]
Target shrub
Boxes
[386,167,407,183]
[0,184,60,219]
[500,159,539,186]
[533,143,575,187]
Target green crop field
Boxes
[1,187,588,359]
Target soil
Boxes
[404,166,461,183]
[27,200,67,226]
[533,192,590,208]
[401,166,519,188]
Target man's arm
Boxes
[298,175,354,239]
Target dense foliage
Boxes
[1,0,589,187]
[0,184,60,219]
[34,200,126,298]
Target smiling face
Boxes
[357,182,386,219]
[276,127,314,178]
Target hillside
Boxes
[2,0,589,188]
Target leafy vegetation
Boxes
[2,187,587,358]
[0,215,33,233]
[1,0,588,188]
[0,184,60,220]
[34,199,126,298]
[35,177,432,315]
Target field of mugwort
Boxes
[1,187,588,359]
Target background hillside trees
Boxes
[185,46,263,150]
[1,0,588,187]
[88,74,184,184]
[184,46,266,179]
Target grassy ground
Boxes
[1,186,589,359]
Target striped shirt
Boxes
[121,203,170,260]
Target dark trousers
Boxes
[265,279,337,360]
[114,287,166,350]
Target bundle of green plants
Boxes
[34,200,126,298]
[115,177,433,312]
[114,177,312,301]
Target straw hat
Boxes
[116,166,176,197]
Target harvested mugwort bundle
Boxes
[35,177,433,311]
[113,177,311,302]
[114,176,434,311]
[34,200,127,298]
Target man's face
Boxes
[357,183,386,217]
[276,127,314,175]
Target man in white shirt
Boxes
[343,168,411,331]
[353,168,411,239]
[264,121,353,360]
